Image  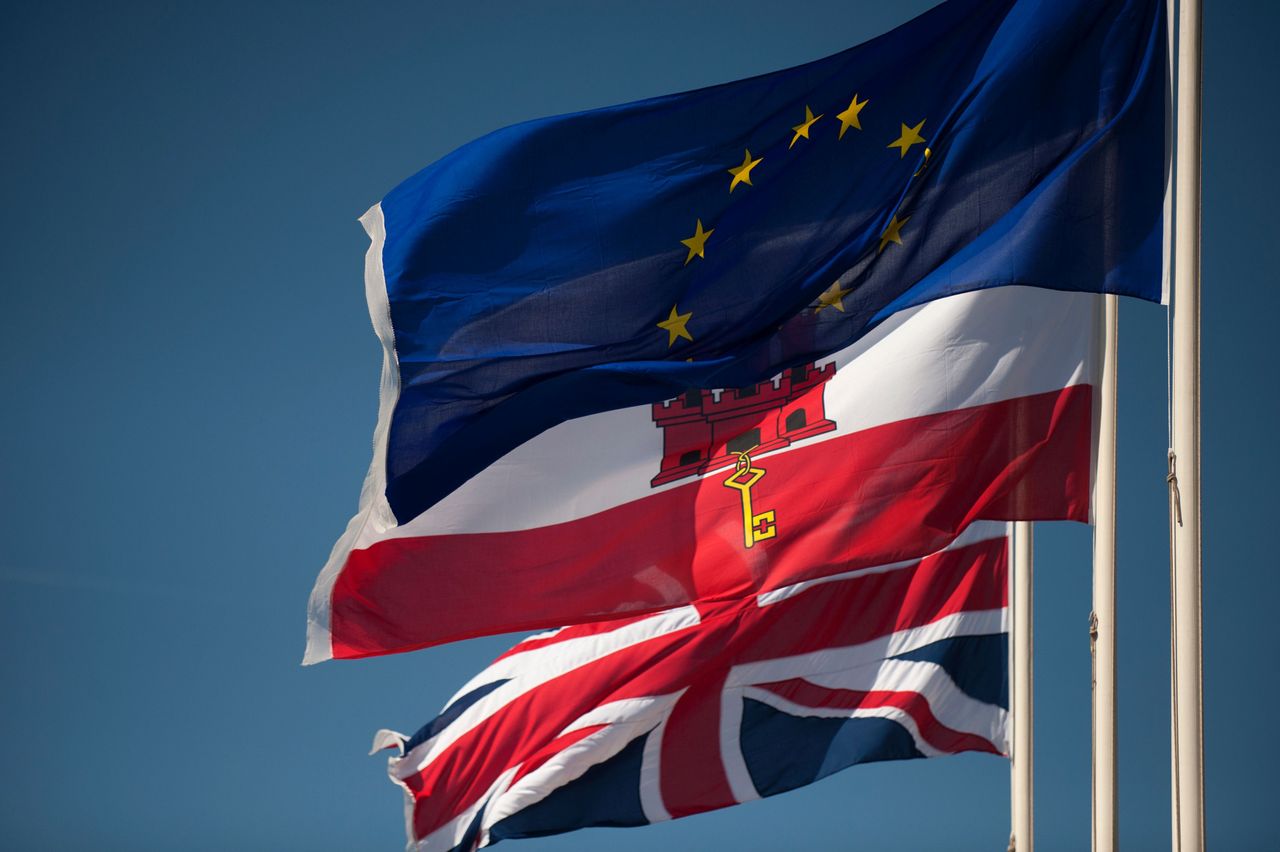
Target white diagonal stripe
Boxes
[396,606,700,778]
[724,608,1006,689]
[756,522,1009,606]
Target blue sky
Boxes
[2,1,1276,849]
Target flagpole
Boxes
[1011,521,1034,852]
[1008,539,1016,852]
[1170,0,1205,848]
[1092,295,1119,852]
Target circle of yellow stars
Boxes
[659,93,932,349]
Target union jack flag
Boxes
[376,523,1011,851]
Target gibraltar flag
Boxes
[306,285,1100,663]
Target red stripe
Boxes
[660,674,736,817]
[755,680,1001,755]
[333,386,1089,659]
[509,724,608,786]
[731,537,1008,662]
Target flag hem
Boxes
[304,202,400,665]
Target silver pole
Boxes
[1170,0,1205,847]
[1092,295,1119,852]
[1011,521,1034,852]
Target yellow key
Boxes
[722,450,777,549]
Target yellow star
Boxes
[815,281,852,313]
[657,304,693,347]
[789,106,824,149]
[680,219,714,264]
[879,214,909,252]
[727,149,763,192]
[835,94,868,139]
[887,120,926,158]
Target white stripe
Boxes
[756,522,1008,606]
[479,704,667,837]
[345,286,1099,544]
[410,766,517,852]
[739,655,1007,758]
[407,697,677,850]
[724,608,1006,689]
[558,693,677,735]
[804,658,1009,750]
[395,607,700,778]
[742,686,951,759]
[719,684,761,805]
[303,203,400,665]
[638,698,678,823]
[513,626,567,646]
[446,605,699,706]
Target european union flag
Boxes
[370,0,1165,524]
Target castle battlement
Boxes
[650,361,838,487]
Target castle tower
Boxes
[650,361,837,486]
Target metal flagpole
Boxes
[1011,521,1034,852]
[1092,295,1119,852]
[1008,534,1017,852]
[1169,0,1205,848]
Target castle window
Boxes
[785,409,807,432]
[679,449,702,467]
[727,429,761,455]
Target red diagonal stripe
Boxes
[755,679,1001,755]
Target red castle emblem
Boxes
[650,361,838,549]
[650,361,838,487]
